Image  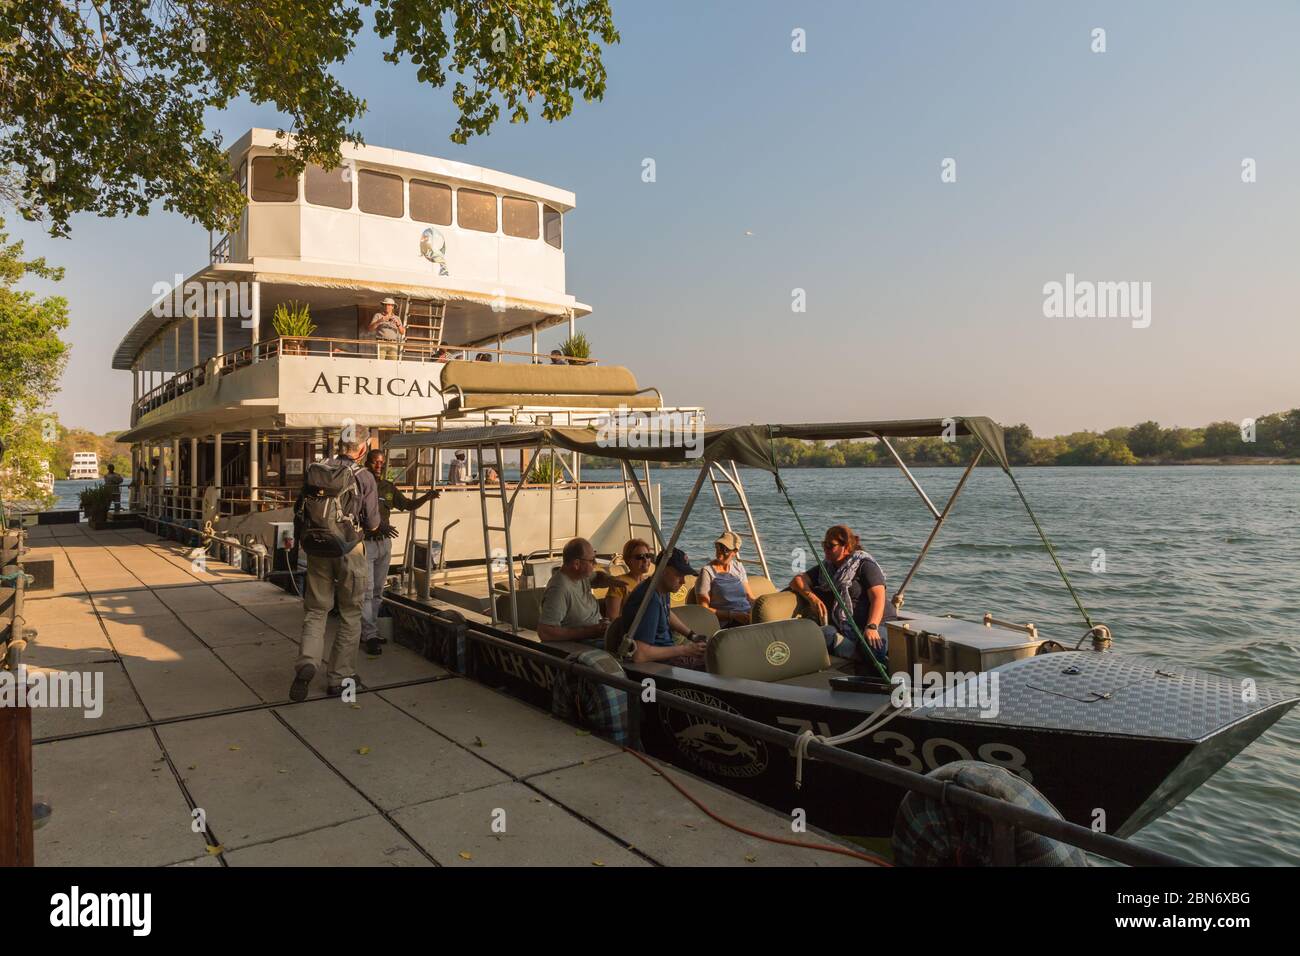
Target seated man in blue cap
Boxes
[620,548,709,668]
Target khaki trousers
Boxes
[297,546,369,685]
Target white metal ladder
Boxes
[709,459,770,579]
[479,442,518,631]
[621,459,662,549]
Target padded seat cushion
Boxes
[706,618,830,682]
[494,587,547,630]
[672,604,720,638]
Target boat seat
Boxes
[751,590,817,624]
[706,618,830,682]
[440,361,662,412]
[493,587,548,630]
[673,604,720,637]
[749,575,777,598]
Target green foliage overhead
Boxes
[0,216,69,502]
[0,1,619,236]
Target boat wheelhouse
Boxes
[114,129,699,562]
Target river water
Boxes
[48,468,1299,864]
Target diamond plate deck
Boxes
[915,652,1298,741]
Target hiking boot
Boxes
[289,663,316,702]
[362,637,383,656]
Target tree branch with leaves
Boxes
[0,0,618,236]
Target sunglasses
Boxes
[821,540,844,550]
[631,553,653,561]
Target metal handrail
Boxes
[390,599,1191,868]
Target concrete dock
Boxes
[19,524,872,867]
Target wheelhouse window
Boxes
[502,196,539,239]
[250,156,298,202]
[543,205,563,249]
[304,164,352,209]
[410,179,452,225]
[358,169,404,217]
[457,188,497,233]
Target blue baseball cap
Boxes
[657,547,697,577]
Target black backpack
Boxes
[296,458,363,557]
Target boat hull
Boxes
[388,598,1296,842]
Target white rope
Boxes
[793,696,909,789]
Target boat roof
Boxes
[385,416,1010,471]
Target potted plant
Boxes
[559,331,591,364]
[272,301,316,355]
[79,482,115,529]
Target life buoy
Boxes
[892,760,1085,866]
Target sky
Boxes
[12,0,1300,435]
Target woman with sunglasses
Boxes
[696,531,757,626]
[788,524,894,667]
[603,538,655,620]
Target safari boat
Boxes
[379,417,1299,842]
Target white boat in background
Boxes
[67,451,100,480]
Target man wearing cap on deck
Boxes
[695,531,757,626]
[369,297,405,360]
[621,548,709,668]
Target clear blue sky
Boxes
[14,0,1300,435]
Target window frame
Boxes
[304,163,354,210]
[502,196,540,240]
[357,168,406,218]
[250,155,299,203]
[410,178,453,225]
[543,204,563,250]
[456,188,499,234]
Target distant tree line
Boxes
[582,408,1300,469]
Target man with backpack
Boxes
[290,425,380,701]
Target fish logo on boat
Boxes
[660,688,768,779]
[765,641,791,667]
[419,228,450,276]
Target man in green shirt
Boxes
[362,449,438,654]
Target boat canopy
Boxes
[385,416,1010,472]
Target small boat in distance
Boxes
[67,451,100,480]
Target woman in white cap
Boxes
[695,531,757,626]
[368,297,405,360]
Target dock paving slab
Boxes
[223,814,433,867]
[392,781,648,867]
[91,587,175,621]
[213,580,305,607]
[24,616,116,665]
[28,661,147,740]
[275,694,510,811]
[33,728,210,867]
[157,710,377,852]
[182,606,291,648]
[152,583,240,614]
[379,679,619,778]
[527,752,871,867]
[119,644,261,719]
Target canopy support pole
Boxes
[892,448,983,610]
[622,460,710,650]
[879,436,941,521]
